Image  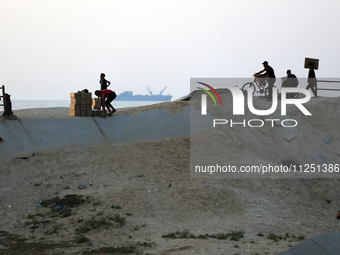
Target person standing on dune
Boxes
[305,62,317,97]
[100,73,111,90]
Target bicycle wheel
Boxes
[242,82,255,94]
[265,86,276,98]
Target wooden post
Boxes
[0,85,4,108]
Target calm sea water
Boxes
[11,100,164,110]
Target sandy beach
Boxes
[1,95,340,254]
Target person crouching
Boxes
[95,89,117,116]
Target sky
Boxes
[1,0,340,100]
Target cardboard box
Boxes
[70,104,80,111]
[81,92,92,99]
[71,98,81,105]
[86,108,93,116]
[304,57,319,70]
[100,110,108,117]
[81,98,91,105]
[87,105,92,113]
[92,98,101,109]
[93,109,107,117]
[81,110,87,116]
[70,93,81,99]
[92,109,101,116]
[70,109,81,116]
[86,105,92,116]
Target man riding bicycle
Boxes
[255,61,276,100]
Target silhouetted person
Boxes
[305,62,317,97]
[282,70,299,98]
[3,93,14,117]
[95,89,116,116]
[100,73,111,90]
[255,61,276,100]
[282,70,299,87]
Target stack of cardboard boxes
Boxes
[70,92,108,117]
[70,92,92,117]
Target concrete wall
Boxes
[278,231,340,255]
[0,106,213,160]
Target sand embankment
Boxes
[0,96,340,254]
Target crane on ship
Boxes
[160,87,167,95]
[145,86,153,95]
[144,86,168,96]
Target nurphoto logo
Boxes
[197,82,312,128]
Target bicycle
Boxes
[242,75,276,98]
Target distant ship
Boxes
[115,87,172,101]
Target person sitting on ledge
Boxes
[282,70,299,99]
[282,70,299,88]
[95,89,117,116]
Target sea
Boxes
[11,100,163,111]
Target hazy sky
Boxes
[1,0,340,100]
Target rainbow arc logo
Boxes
[196,82,222,106]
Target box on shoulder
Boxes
[304,57,319,70]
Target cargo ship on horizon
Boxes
[115,87,172,101]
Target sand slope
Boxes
[0,96,340,254]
